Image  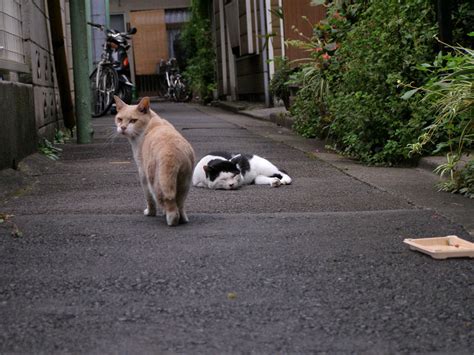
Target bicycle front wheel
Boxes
[90,65,118,117]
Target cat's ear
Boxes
[137,97,150,114]
[114,95,126,112]
[203,165,211,177]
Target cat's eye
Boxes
[130,119,138,124]
[117,118,122,122]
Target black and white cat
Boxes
[192,151,292,190]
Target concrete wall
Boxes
[22,0,65,139]
[0,0,71,170]
[0,82,37,170]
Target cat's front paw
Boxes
[270,178,282,187]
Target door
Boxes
[130,9,168,75]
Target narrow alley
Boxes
[1,102,473,353]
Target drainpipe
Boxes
[259,0,270,107]
[219,0,228,96]
[278,0,285,58]
[85,0,93,75]
[265,0,274,77]
[70,0,92,143]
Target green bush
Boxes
[289,1,473,166]
[448,160,474,198]
[290,66,332,138]
[406,42,473,196]
[269,56,293,109]
[325,0,437,164]
[287,5,352,139]
[286,0,473,194]
[181,0,216,103]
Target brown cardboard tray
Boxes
[403,235,474,259]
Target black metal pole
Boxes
[436,0,452,49]
[47,0,75,130]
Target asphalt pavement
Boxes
[0,102,473,354]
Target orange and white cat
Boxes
[114,96,195,226]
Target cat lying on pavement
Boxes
[192,151,292,190]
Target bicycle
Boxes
[159,58,191,103]
[88,22,137,117]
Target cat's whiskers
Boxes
[102,129,121,146]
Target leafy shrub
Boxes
[289,66,332,138]
[181,0,216,103]
[287,5,352,138]
[445,160,474,198]
[407,46,473,154]
[269,56,293,109]
[325,0,437,164]
[405,41,473,195]
[286,0,473,195]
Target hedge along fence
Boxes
[278,0,473,196]
[180,0,216,103]
[286,0,438,164]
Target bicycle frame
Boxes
[89,21,136,116]
[95,40,111,87]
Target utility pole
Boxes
[70,0,92,144]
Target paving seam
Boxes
[6,209,437,219]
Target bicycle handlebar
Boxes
[87,22,137,37]
[87,21,104,30]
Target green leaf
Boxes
[416,63,431,71]
[270,7,284,20]
[400,88,420,100]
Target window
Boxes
[0,0,27,72]
[110,14,125,33]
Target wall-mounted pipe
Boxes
[259,0,270,107]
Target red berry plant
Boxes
[285,4,350,138]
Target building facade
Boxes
[0,0,72,170]
[110,0,191,96]
[0,0,189,170]
[212,0,325,104]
